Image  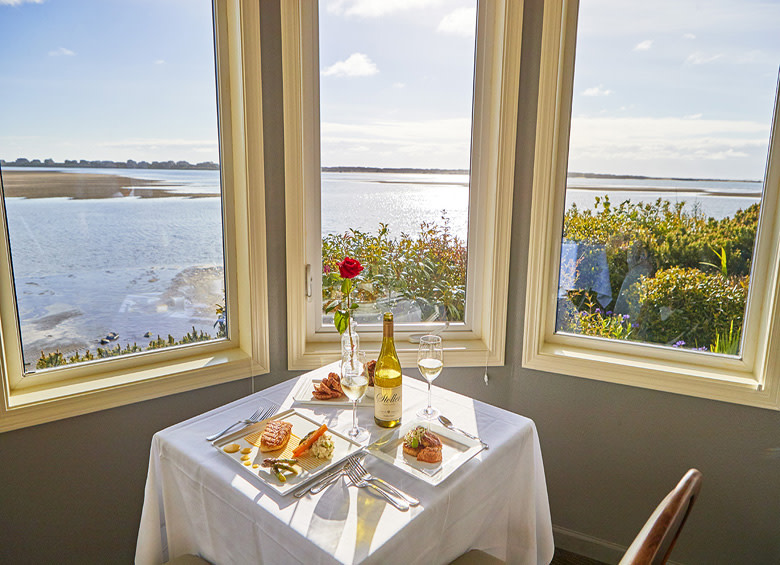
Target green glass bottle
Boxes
[373,312,402,427]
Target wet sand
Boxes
[1,170,217,199]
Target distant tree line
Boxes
[1,158,220,170]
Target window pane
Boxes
[556,0,779,355]
[0,0,227,373]
[318,1,476,325]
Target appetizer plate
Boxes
[212,408,362,495]
[290,367,374,406]
[366,421,486,486]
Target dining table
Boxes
[135,363,554,564]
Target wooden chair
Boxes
[619,468,702,565]
[450,468,702,565]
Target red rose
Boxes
[338,257,363,279]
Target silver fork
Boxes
[294,451,365,498]
[352,459,419,506]
[206,402,279,442]
[345,463,410,511]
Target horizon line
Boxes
[0,159,763,183]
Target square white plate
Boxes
[366,421,485,485]
[212,408,362,494]
[290,365,374,406]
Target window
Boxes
[0,0,269,432]
[524,0,780,409]
[317,1,475,328]
[282,0,523,369]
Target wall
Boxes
[0,1,778,563]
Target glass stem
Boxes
[427,381,432,412]
[352,400,357,431]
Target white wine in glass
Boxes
[342,351,369,442]
[417,334,443,419]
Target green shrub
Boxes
[576,309,634,341]
[563,197,759,310]
[322,216,467,321]
[636,267,747,347]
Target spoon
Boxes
[438,415,489,450]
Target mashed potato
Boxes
[309,433,335,459]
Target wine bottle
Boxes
[374,312,402,428]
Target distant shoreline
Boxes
[567,171,763,184]
[1,170,216,199]
[322,166,469,175]
[1,168,763,201]
[2,159,219,171]
[566,183,762,198]
[2,161,763,184]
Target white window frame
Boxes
[523,0,780,410]
[0,0,270,433]
[281,0,523,369]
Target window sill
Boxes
[0,347,255,433]
[523,338,780,410]
[288,332,503,371]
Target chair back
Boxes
[619,468,702,565]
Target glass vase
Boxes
[341,318,360,373]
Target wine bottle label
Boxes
[374,385,402,420]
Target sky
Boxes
[1,0,779,179]
[318,0,779,179]
[0,0,219,163]
[568,0,780,180]
[318,0,477,170]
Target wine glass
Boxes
[416,334,443,419]
[341,351,370,442]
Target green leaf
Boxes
[334,310,349,334]
[324,300,339,314]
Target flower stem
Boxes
[347,284,354,361]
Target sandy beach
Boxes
[1,170,218,199]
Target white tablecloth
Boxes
[135,366,554,564]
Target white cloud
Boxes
[583,85,612,97]
[634,39,654,51]
[1,0,44,5]
[48,46,75,57]
[686,51,724,65]
[568,116,770,178]
[326,0,442,18]
[683,33,696,39]
[154,59,166,65]
[437,6,476,37]
[392,82,405,89]
[320,118,471,168]
[322,53,378,77]
[684,113,703,120]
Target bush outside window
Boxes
[523,0,780,409]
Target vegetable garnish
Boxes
[292,423,328,457]
[403,426,426,448]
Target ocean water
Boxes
[1,167,762,366]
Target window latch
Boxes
[305,263,312,299]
